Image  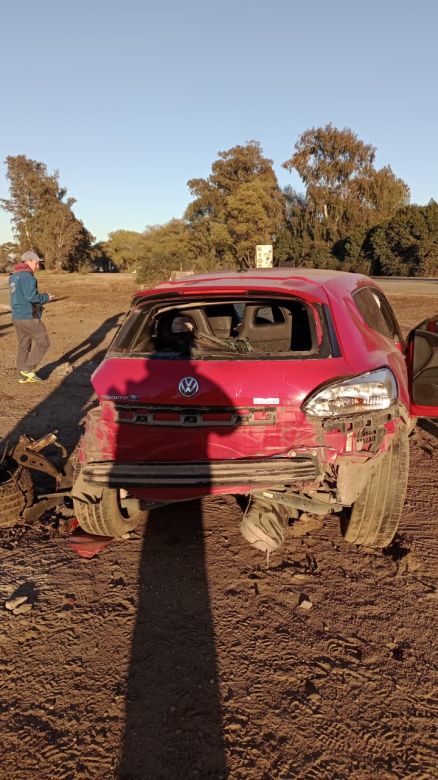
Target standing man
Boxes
[9,251,55,383]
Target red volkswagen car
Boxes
[72,269,438,551]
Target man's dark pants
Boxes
[13,319,50,373]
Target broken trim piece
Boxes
[8,433,66,485]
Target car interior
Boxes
[114,299,319,357]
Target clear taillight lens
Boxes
[302,368,398,417]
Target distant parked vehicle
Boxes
[91,259,118,273]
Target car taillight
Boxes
[302,368,398,417]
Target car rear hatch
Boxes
[84,291,348,494]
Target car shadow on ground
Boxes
[103,350,236,778]
[118,500,227,779]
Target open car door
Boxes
[407,314,438,417]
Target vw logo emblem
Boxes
[178,376,199,398]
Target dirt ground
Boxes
[0,273,437,780]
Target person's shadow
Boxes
[2,313,124,486]
[0,321,12,338]
[38,313,123,380]
[109,331,241,779]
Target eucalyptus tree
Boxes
[282,125,409,246]
[1,155,93,270]
[186,141,285,268]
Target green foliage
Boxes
[365,201,438,276]
[137,219,202,285]
[332,228,372,274]
[103,230,146,271]
[186,141,285,268]
[274,186,323,266]
[4,128,435,280]
[226,180,283,268]
[1,155,94,271]
[282,124,409,248]
[0,241,18,272]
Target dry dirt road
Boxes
[0,273,437,780]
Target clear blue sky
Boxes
[1,0,437,244]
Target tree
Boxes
[103,230,146,271]
[186,141,285,268]
[331,228,372,274]
[186,218,235,271]
[0,241,18,272]
[226,180,283,267]
[137,219,200,284]
[282,125,409,246]
[274,186,320,266]
[366,201,438,276]
[1,155,94,270]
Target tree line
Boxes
[1,125,437,280]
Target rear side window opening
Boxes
[109,297,334,359]
[353,287,403,344]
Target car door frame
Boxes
[406,313,438,418]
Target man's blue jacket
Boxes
[9,263,49,320]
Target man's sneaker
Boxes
[19,370,42,383]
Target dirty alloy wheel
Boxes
[340,425,409,548]
[0,459,34,528]
[73,485,148,538]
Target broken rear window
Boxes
[109,298,333,359]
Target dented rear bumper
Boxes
[81,456,319,489]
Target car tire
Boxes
[0,462,34,528]
[340,425,409,548]
[239,496,289,553]
[73,486,149,537]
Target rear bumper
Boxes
[81,457,319,489]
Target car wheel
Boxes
[340,425,409,548]
[0,461,34,528]
[72,457,148,537]
[73,486,148,537]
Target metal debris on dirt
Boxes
[0,428,115,557]
[7,432,67,484]
[0,431,75,531]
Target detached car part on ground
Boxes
[0,434,68,528]
[71,269,438,553]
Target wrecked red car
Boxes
[72,269,438,551]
